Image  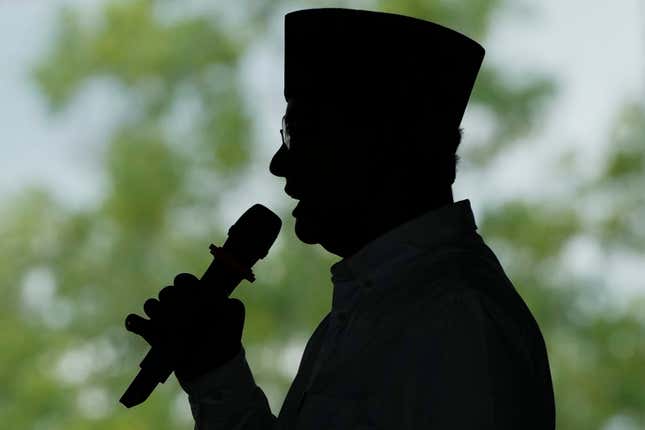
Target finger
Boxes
[158,285,178,303]
[125,313,155,344]
[173,278,202,317]
[143,298,160,319]
[228,298,246,322]
[174,272,199,288]
[229,298,246,338]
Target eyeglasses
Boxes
[280,115,291,149]
[280,112,326,150]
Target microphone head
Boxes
[226,204,282,263]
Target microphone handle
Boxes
[119,244,253,408]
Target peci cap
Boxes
[284,8,485,129]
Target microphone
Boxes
[119,204,282,408]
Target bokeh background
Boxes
[1,0,644,428]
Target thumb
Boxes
[226,299,246,339]
[228,298,246,322]
[125,313,156,345]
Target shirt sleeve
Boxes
[177,345,276,430]
[396,288,523,429]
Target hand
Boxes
[124,272,246,382]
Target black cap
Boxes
[284,8,485,128]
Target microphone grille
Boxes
[227,204,282,261]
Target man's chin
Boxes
[294,214,320,244]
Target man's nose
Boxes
[269,144,290,178]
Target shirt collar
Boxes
[329,199,478,287]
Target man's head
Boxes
[272,8,484,257]
[270,95,462,257]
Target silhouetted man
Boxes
[126,8,555,429]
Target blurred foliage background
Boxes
[2,0,644,428]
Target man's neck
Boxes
[332,188,454,258]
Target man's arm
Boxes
[178,345,277,430]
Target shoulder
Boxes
[400,246,527,330]
[400,244,510,301]
[417,285,494,330]
[402,276,541,375]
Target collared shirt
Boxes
[179,199,556,429]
